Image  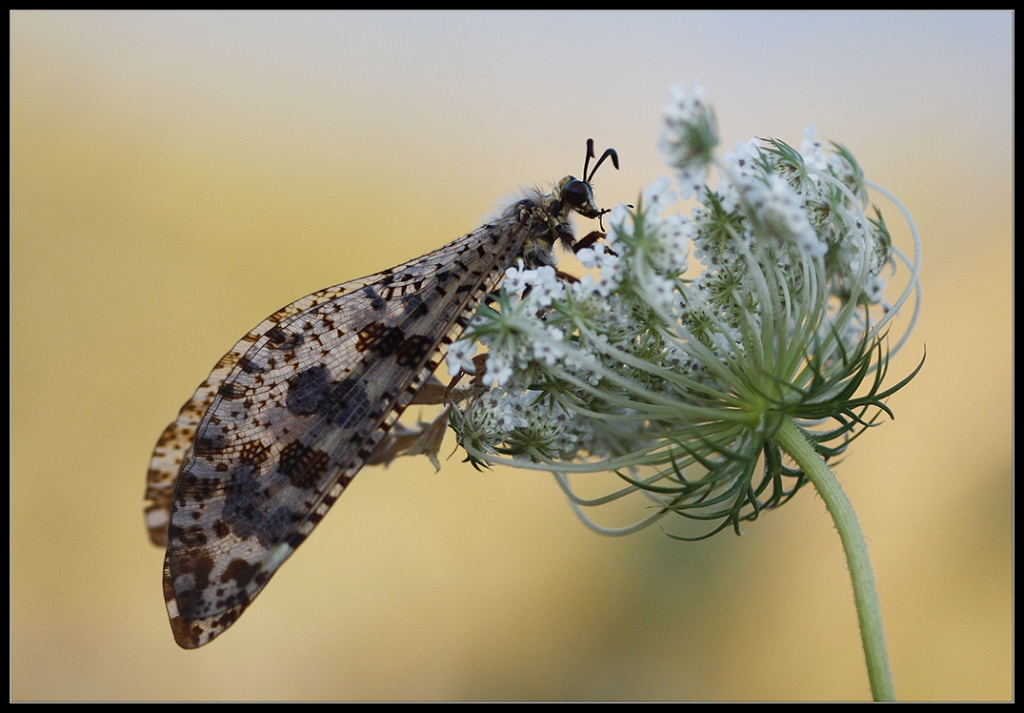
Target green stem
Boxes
[773,418,896,701]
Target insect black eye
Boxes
[561,178,591,207]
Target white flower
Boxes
[801,125,828,171]
[643,273,677,311]
[524,265,565,309]
[723,138,761,179]
[863,274,887,304]
[483,351,514,387]
[642,175,677,214]
[503,260,536,296]
[757,174,827,257]
[574,246,623,297]
[445,339,477,376]
[662,80,705,123]
[606,203,631,241]
[446,96,920,705]
[575,247,599,269]
[660,213,692,274]
[573,273,597,294]
[491,396,527,434]
[601,253,626,294]
[658,80,718,199]
[532,326,566,366]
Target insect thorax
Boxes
[506,174,596,269]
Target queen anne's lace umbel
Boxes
[449,83,923,539]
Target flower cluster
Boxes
[447,83,922,538]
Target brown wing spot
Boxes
[237,439,271,468]
[156,423,183,448]
[285,365,331,416]
[362,286,387,311]
[395,334,433,367]
[220,465,296,547]
[192,432,228,459]
[318,373,374,430]
[278,440,330,490]
[173,523,210,549]
[171,549,216,618]
[433,269,453,287]
[355,322,405,356]
[401,292,430,318]
[174,466,223,505]
[213,519,230,539]
[221,558,260,589]
[217,381,247,400]
[237,354,262,374]
[214,352,241,370]
[265,325,304,351]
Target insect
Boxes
[144,140,620,648]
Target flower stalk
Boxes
[773,418,895,701]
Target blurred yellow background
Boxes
[11,11,1011,701]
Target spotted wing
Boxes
[153,217,529,648]
[144,281,370,547]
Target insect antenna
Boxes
[580,138,628,233]
[582,138,621,184]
